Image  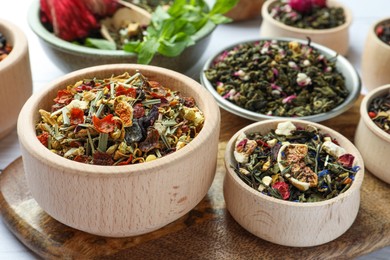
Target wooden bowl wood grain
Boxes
[355,85,390,183]
[260,0,352,56]
[0,19,32,139]
[361,18,390,92]
[17,64,220,237]
[224,119,364,247]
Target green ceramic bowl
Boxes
[27,0,216,72]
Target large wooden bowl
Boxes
[17,64,220,237]
[224,119,364,247]
[355,85,390,183]
[361,18,390,91]
[260,0,352,56]
[0,19,32,139]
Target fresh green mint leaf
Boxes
[85,38,116,50]
[158,36,193,57]
[138,38,160,64]
[210,0,239,15]
[209,13,232,24]
[123,41,141,53]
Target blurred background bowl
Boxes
[17,64,220,237]
[200,38,361,122]
[224,119,364,247]
[361,17,390,92]
[0,18,32,139]
[225,0,264,21]
[355,84,390,184]
[27,0,216,73]
[260,0,352,56]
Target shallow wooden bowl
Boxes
[260,0,352,56]
[0,19,32,139]
[225,0,264,21]
[224,119,364,247]
[355,85,390,183]
[17,64,220,237]
[361,18,390,92]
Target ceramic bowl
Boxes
[260,0,352,56]
[355,84,390,183]
[0,19,32,139]
[361,18,390,92]
[224,119,364,247]
[17,64,220,237]
[200,38,361,122]
[225,0,264,21]
[27,0,215,73]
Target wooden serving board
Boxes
[1,96,390,259]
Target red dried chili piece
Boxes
[37,132,50,147]
[272,182,290,200]
[70,107,84,125]
[93,151,114,165]
[75,84,93,92]
[116,85,137,98]
[69,141,83,148]
[54,89,73,105]
[74,155,90,163]
[117,155,133,166]
[92,114,116,133]
[368,111,377,118]
[133,103,145,119]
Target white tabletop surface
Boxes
[1,0,390,259]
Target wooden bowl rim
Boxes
[360,84,390,143]
[368,17,390,50]
[18,64,220,177]
[0,18,28,70]
[224,118,365,208]
[261,0,352,35]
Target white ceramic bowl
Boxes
[224,119,364,247]
[0,19,32,139]
[200,38,361,122]
[17,64,220,237]
[355,84,390,183]
[361,17,390,92]
[27,0,215,73]
[260,0,352,56]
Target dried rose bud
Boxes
[288,0,327,14]
[288,0,312,14]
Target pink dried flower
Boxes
[288,0,327,14]
[282,95,297,104]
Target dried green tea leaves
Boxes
[233,121,360,202]
[205,40,349,117]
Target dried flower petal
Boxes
[272,182,290,200]
[93,114,116,133]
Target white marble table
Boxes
[0,0,389,259]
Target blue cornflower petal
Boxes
[318,169,329,177]
[352,166,361,172]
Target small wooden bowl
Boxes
[355,85,390,183]
[17,64,220,237]
[224,119,364,247]
[0,19,32,139]
[361,18,390,92]
[225,0,264,21]
[260,0,352,56]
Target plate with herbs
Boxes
[224,119,364,247]
[201,37,360,122]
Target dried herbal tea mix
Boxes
[368,93,390,134]
[204,40,348,117]
[376,22,390,45]
[269,0,345,29]
[0,32,13,62]
[35,72,204,165]
[233,121,360,202]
